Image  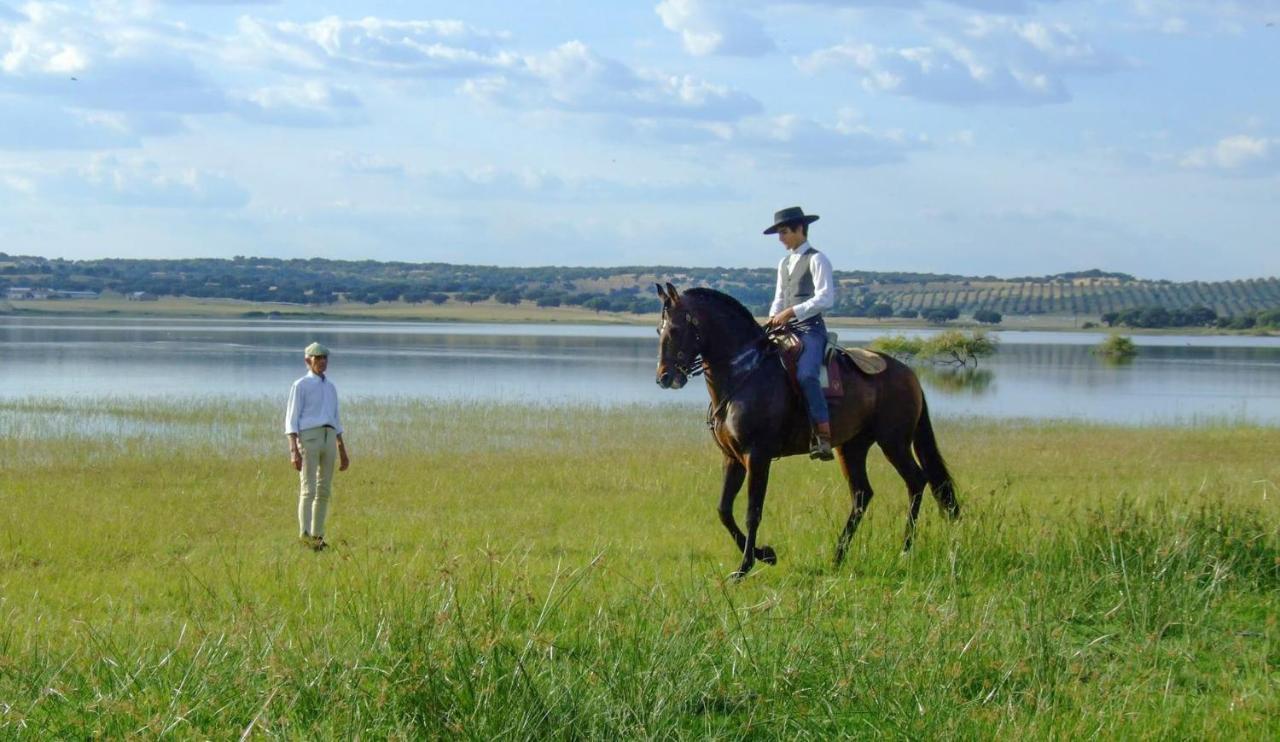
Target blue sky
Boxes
[0,0,1276,279]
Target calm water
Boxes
[2,316,1279,425]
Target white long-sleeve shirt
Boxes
[284,371,343,435]
[769,242,836,322]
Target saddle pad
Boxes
[825,342,887,375]
[824,331,887,375]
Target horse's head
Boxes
[654,282,700,390]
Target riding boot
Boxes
[810,422,834,461]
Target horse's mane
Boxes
[681,287,764,337]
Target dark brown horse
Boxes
[654,283,959,579]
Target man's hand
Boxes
[339,446,350,471]
[766,307,796,330]
[290,449,302,471]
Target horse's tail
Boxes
[913,396,960,520]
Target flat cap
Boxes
[304,342,330,357]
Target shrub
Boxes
[1094,334,1137,360]
[869,334,925,358]
[871,330,998,367]
[922,329,999,366]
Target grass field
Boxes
[1,399,1277,738]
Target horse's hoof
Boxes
[758,545,777,565]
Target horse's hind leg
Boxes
[834,432,875,566]
[880,439,929,553]
[717,456,776,569]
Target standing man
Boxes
[284,342,350,550]
[763,206,837,461]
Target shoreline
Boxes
[2,296,1275,337]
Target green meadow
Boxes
[1,398,1277,738]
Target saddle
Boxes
[775,330,887,400]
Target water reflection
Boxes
[918,366,995,396]
[2,316,1279,425]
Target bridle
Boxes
[659,307,787,429]
[658,308,705,379]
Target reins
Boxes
[704,326,787,430]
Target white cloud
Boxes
[232,15,516,77]
[1129,0,1280,28]
[419,166,736,202]
[467,41,762,121]
[31,155,253,209]
[732,111,924,166]
[0,2,229,115]
[233,80,364,127]
[0,97,142,149]
[336,152,406,178]
[655,0,774,57]
[797,17,1120,105]
[801,0,1061,13]
[1180,134,1280,176]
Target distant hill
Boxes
[1,253,1277,321]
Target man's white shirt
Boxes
[284,371,343,435]
[769,241,835,322]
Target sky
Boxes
[0,1,1277,280]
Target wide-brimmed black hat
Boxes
[763,206,820,235]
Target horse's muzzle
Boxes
[657,368,687,390]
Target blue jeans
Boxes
[794,317,829,426]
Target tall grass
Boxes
[1,400,1277,737]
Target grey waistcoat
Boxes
[782,248,819,312]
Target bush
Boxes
[923,329,999,366]
[871,330,998,367]
[869,334,924,358]
[896,308,919,319]
[1094,334,1137,360]
[867,303,894,319]
[973,309,1003,325]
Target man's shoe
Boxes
[311,537,329,552]
[809,437,834,461]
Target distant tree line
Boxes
[0,253,1276,322]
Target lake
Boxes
[2,315,1279,425]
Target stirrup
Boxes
[809,436,834,461]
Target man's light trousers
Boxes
[297,425,337,538]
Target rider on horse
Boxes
[763,206,836,461]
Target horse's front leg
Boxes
[717,457,777,570]
[732,452,774,580]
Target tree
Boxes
[921,305,959,324]
[583,296,612,313]
[867,303,894,320]
[973,309,1003,325]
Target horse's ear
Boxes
[664,282,679,304]
[654,283,669,305]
